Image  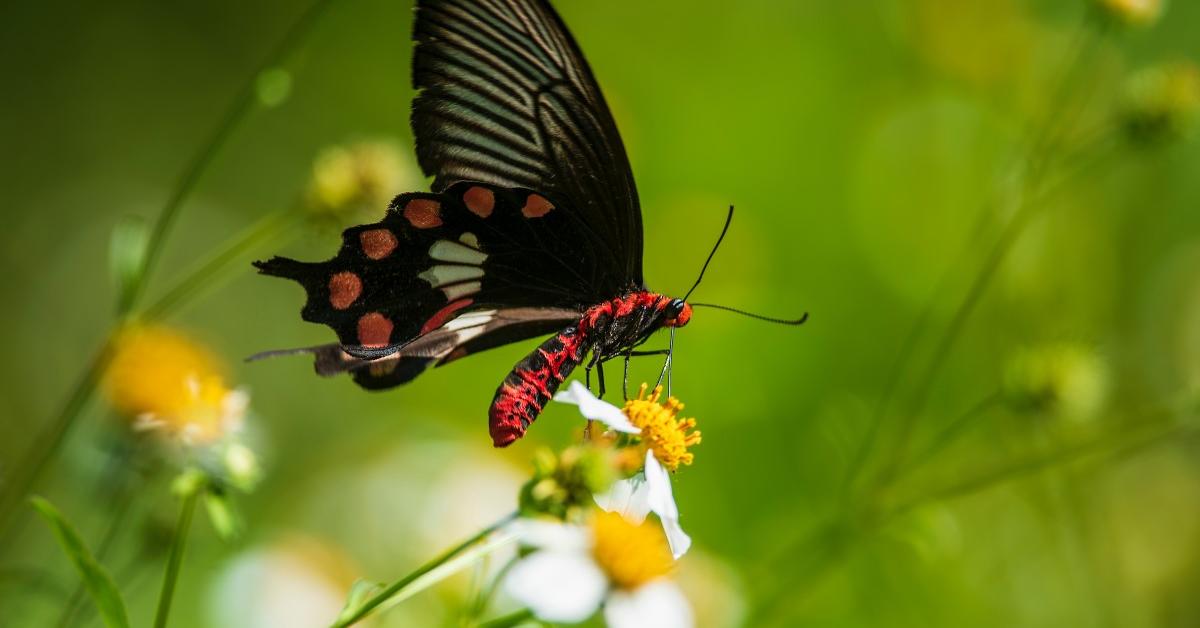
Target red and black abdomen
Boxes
[489,326,590,447]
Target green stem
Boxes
[0,0,334,541]
[844,15,1099,496]
[122,0,334,313]
[893,392,1002,478]
[466,556,518,623]
[332,512,518,628]
[141,209,297,321]
[153,487,201,628]
[0,341,114,538]
[477,608,534,628]
[888,422,1198,518]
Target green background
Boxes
[3,0,1200,626]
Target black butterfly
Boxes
[256,0,799,447]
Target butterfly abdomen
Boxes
[489,326,591,447]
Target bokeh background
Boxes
[3,0,1200,626]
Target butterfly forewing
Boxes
[256,183,588,359]
[412,0,643,290]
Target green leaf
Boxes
[31,497,130,628]
[108,215,148,314]
[255,68,293,108]
[203,491,242,541]
[335,579,383,624]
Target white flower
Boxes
[505,515,693,627]
[555,381,694,559]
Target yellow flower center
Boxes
[105,325,240,443]
[622,384,700,472]
[590,511,675,590]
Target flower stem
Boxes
[153,486,201,628]
[0,340,114,538]
[893,392,1002,478]
[331,512,518,628]
[121,0,334,313]
[0,0,334,542]
[140,208,297,321]
[888,420,1198,518]
[476,608,534,628]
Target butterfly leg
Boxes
[596,361,607,399]
[655,328,676,395]
[620,350,672,399]
[623,351,631,400]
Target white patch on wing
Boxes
[440,280,480,300]
[445,310,497,331]
[418,264,485,287]
[430,239,487,265]
[458,232,481,249]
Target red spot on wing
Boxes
[419,298,475,335]
[521,194,554,218]
[360,229,398,260]
[403,198,443,228]
[357,312,394,347]
[328,271,362,310]
[463,186,495,218]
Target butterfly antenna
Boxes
[682,205,735,302]
[690,303,809,326]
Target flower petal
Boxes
[594,477,652,524]
[644,452,692,559]
[553,381,640,433]
[508,518,590,552]
[605,580,694,628]
[505,551,608,623]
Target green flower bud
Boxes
[1121,61,1200,146]
[1003,343,1110,420]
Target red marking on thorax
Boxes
[420,298,474,335]
[357,312,393,347]
[328,271,362,310]
[360,229,398,260]
[579,292,670,335]
[403,198,443,228]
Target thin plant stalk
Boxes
[141,208,298,321]
[0,342,115,538]
[845,14,1104,493]
[332,513,518,628]
[477,608,534,628]
[153,487,201,628]
[894,392,1002,476]
[0,0,333,536]
[122,0,334,313]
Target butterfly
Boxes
[255,0,802,447]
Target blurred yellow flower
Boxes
[1122,61,1200,145]
[1094,0,1164,27]
[105,325,247,444]
[306,141,411,221]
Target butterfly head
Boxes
[662,298,692,328]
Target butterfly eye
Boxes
[667,299,686,318]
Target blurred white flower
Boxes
[505,513,693,627]
[209,537,355,628]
